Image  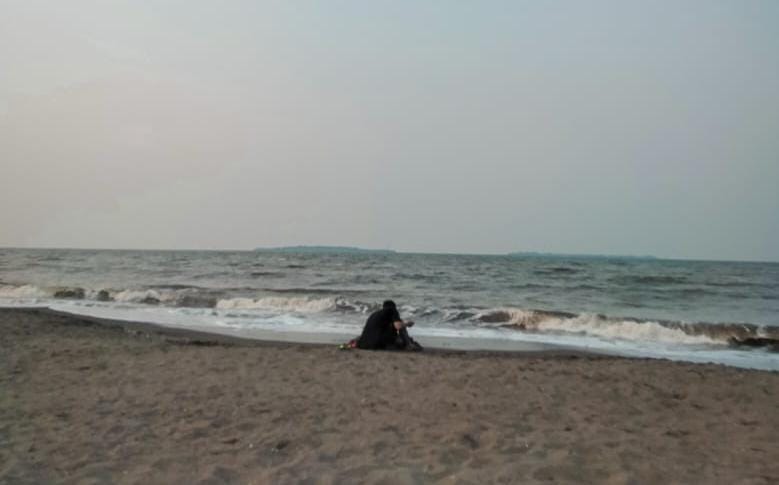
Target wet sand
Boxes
[1,308,777,484]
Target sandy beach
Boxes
[1,308,777,484]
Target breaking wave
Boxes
[474,307,779,349]
[0,284,221,308]
[1,283,777,350]
[0,284,49,299]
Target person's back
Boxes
[356,301,401,350]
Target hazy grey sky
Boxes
[2,1,778,260]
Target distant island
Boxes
[255,247,657,258]
[508,251,658,260]
[255,245,396,255]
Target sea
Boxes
[1,248,777,371]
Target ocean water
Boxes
[1,248,777,370]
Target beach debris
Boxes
[271,440,289,453]
[462,433,479,449]
[664,429,691,438]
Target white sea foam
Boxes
[0,284,48,299]
[113,289,175,304]
[489,308,539,326]
[215,296,336,313]
[480,307,720,346]
[535,314,718,345]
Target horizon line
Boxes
[1,245,778,265]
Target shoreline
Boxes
[4,304,777,372]
[0,305,609,358]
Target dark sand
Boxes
[1,308,777,484]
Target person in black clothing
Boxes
[356,300,421,350]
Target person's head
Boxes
[383,300,401,321]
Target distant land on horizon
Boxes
[254,246,658,260]
[3,246,776,262]
[255,245,397,255]
[508,251,658,260]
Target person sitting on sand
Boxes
[356,300,421,351]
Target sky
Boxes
[1,1,778,261]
